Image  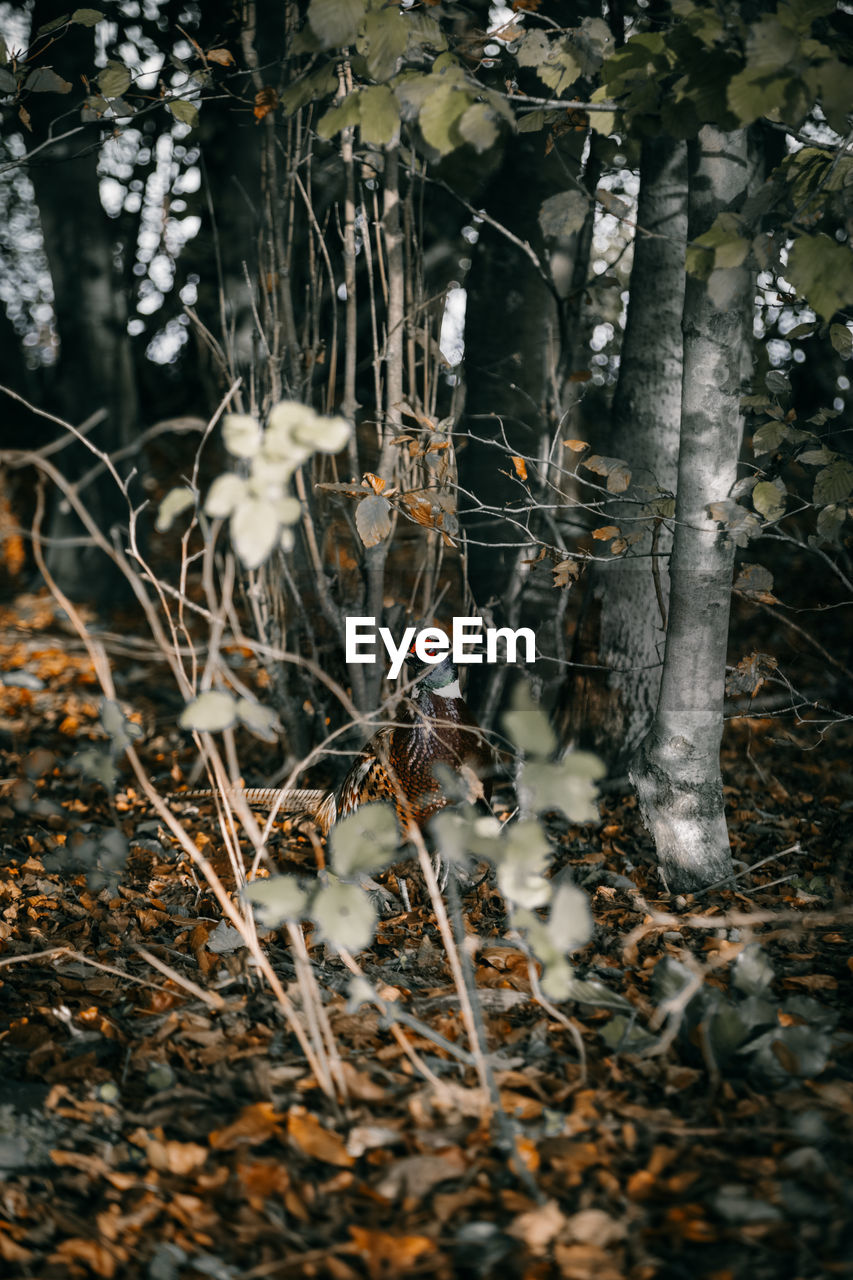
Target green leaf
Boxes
[599,1013,657,1053]
[561,974,634,1011]
[71,8,105,25]
[100,699,143,754]
[223,412,262,457]
[783,322,817,340]
[155,486,195,532]
[458,101,498,153]
[786,233,853,321]
[263,403,314,466]
[562,750,607,782]
[98,60,131,98]
[419,82,469,156]
[746,15,798,74]
[311,880,377,951]
[330,802,399,876]
[168,98,199,128]
[230,498,282,568]
[316,92,361,140]
[405,12,446,60]
[108,96,135,119]
[798,446,835,466]
[518,34,583,95]
[355,494,392,548]
[538,190,589,240]
[732,944,774,996]
[813,458,853,506]
[245,875,309,927]
[0,68,16,94]
[272,407,348,458]
[752,480,786,522]
[280,62,338,115]
[538,959,575,1002]
[548,882,594,952]
[707,267,748,312]
[830,323,853,357]
[81,92,109,120]
[752,421,789,454]
[517,109,545,133]
[781,0,837,32]
[74,747,119,791]
[765,370,791,395]
[576,16,615,75]
[37,15,71,37]
[727,67,789,124]
[814,503,845,544]
[275,495,302,525]
[809,53,853,135]
[283,404,350,453]
[308,0,365,49]
[516,31,552,69]
[493,822,553,909]
[518,759,601,823]
[502,684,557,759]
[25,67,73,93]
[690,212,749,273]
[358,84,400,146]
[179,690,237,732]
[357,6,407,82]
[236,698,280,743]
[205,473,248,518]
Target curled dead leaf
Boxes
[254,86,278,121]
[288,1106,354,1167]
[209,1101,283,1149]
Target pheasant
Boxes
[173,650,493,837]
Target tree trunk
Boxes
[27,0,138,599]
[630,125,753,894]
[462,130,596,722]
[558,136,687,769]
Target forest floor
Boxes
[1,590,852,1280]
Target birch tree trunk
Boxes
[559,136,687,768]
[630,125,753,893]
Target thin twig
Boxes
[135,946,225,1009]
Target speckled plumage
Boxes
[333,662,493,833]
[171,655,492,836]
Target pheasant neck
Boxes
[415,655,460,696]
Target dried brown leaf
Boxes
[288,1106,354,1167]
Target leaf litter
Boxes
[0,593,852,1279]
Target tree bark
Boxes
[630,125,753,893]
[26,0,138,599]
[559,136,687,769]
